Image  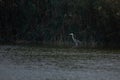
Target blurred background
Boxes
[0,0,120,48]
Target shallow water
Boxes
[0,45,120,80]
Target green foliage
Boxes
[0,0,120,47]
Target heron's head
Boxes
[69,33,74,36]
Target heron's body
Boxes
[69,33,80,47]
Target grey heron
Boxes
[69,33,81,47]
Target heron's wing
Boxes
[76,39,81,43]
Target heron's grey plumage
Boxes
[69,33,80,47]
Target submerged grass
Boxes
[0,44,120,63]
[0,44,120,70]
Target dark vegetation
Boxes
[0,0,120,48]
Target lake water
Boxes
[0,45,120,80]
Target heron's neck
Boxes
[71,35,75,41]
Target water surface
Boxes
[0,45,120,80]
